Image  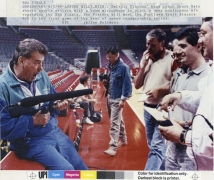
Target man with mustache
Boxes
[134,29,177,170]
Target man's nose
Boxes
[147,44,151,49]
[198,37,203,44]
[176,47,182,53]
[38,65,43,71]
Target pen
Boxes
[156,104,162,109]
[168,106,172,120]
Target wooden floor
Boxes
[78,81,149,170]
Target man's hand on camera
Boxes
[33,110,50,126]
[53,100,69,111]
[158,118,184,143]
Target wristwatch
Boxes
[179,129,187,144]
[184,121,189,130]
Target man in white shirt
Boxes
[158,17,213,170]
[74,75,97,125]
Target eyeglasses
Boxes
[197,32,206,38]
[171,52,186,59]
[202,17,213,22]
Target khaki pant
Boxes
[106,95,127,150]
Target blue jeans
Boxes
[144,109,166,170]
[12,127,88,170]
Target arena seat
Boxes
[47,69,61,76]
[0,151,45,170]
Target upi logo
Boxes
[38,171,48,179]
[26,171,47,179]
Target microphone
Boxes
[11,89,93,107]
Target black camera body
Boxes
[99,73,109,81]
[157,119,173,126]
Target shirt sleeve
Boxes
[0,99,34,139]
[121,66,132,100]
[178,74,208,113]
[185,130,192,146]
[179,90,201,114]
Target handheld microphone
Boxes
[10,89,93,107]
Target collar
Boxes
[154,48,166,61]
[177,68,183,76]
[160,48,166,59]
[109,58,121,70]
[6,60,41,87]
[186,63,210,77]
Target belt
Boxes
[144,103,158,109]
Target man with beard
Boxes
[134,29,177,170]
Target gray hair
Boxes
[12,38,48,65]
[203,17,213,30]
[146,29,166,42]
[172,39,178,48]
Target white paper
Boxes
[144,106,168,120]
[137,93,149,102]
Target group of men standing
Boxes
[133,18,213,171]
[101,18,213,171]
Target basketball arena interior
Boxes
[0,17,196,170]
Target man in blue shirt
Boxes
[103,47,132,156]
[0,38,87,170]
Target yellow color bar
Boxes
[81,171,97,179]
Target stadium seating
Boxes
[19,28,87,65]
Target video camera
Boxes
[99,73,109,81]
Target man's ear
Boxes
[196,43,202,51]
[18,56,24,66]
[160,40,165,47]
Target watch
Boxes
[179,129,187,144]
[184,121,189,130]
